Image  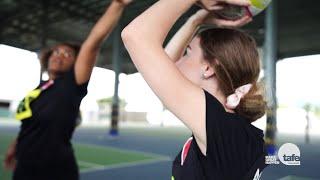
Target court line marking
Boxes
[0,154,170,174]
[80,156,171,174]
[0,154,160,173]
[78,160,104,168]
[0,154,102,169]
[75,142,169,159]
[0,137,172,174]
[76,143,172,173]
[1,133,170,159]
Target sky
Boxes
[0,44,320,131]
[277,55,320,107]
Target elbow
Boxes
[121,24,159,52]
[121,24,146,47]
[121,26,135,45]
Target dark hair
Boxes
[199,28,267,122]
[39,42,81,71]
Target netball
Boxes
[215,0,272,20]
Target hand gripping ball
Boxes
[215,0,272,20]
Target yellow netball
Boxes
[248,0,272,16]
[216,0,272,20]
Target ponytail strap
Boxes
[226,84,252,109]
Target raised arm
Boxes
[122,0,205,144]
[74,0,132,85]
[165,10,209,62]
[122,0,251,153]
[165,9,251,62]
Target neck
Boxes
[201,80,235,113]
[48,71,61,80]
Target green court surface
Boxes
[0,134,161,180]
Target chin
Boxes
[48,67,63,74]
[48,67,60,72]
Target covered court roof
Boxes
[1,0,319,73]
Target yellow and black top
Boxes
[14,68,88,180]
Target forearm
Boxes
[165,16,202,62]
[5,138,17,159]
[74,1,128,85]
[122,0,198,48]
[84,1,126,49]
[3,138,17,170]
[10,138,17,151]
[12,138,17,145]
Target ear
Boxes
[202,61,215,79]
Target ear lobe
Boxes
[204,65,215,79]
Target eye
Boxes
[183,49,188,56]
[52,50,59,56]
[183,45,192,57]
[183,47,191,57]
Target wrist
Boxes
[188,12,208,27]
[112,0,128,8]
[188,17,202,28]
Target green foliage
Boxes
[97,97,127,108]
[314,106,320,119]
[303,103,312,112]
[302,103,320,119]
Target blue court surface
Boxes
[1,122,320,180]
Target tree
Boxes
[97,97,127,108]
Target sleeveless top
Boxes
[172,90,267,180]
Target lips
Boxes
[51,58,63,65]
[49,58,64,71]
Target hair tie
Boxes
[226,84,252,109]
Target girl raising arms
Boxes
[122,0,267,179]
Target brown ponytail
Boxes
[199,28,267,122]
[237,82,267,122]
